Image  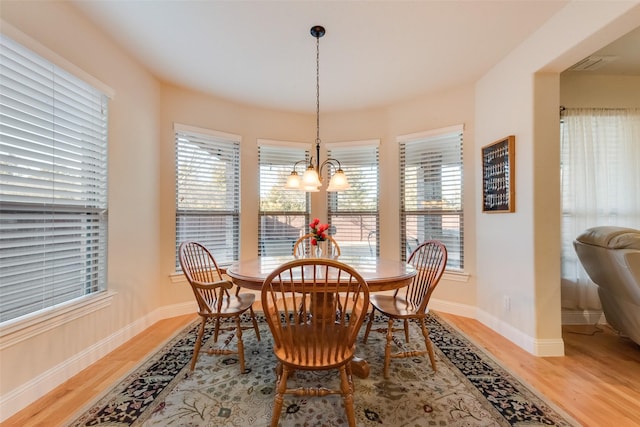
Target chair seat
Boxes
[362,240,447,379]
[369,294,424,318]
[179,241,261,373]
[201,293,256,316]
[273,324,355,369]
[261,259,370,427]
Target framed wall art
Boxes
[482,135,515,213]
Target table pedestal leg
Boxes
[351,357,370,378]
[310,293,370,379]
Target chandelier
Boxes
[285,25,350,192]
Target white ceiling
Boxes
[70,1,638,114]
[563,24,640,75]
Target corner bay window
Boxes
[0,34,109,323]
[258,140,310,256]
[327,141,379,257]
[175,125,240,267]
[399,125,464,269]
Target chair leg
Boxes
[235,316,246,374]
[384,318,394,379]
[362,308,376,343]
[419,318,437,372]
[345,362,355,394]
[340,365,356,427]
[271,364,290,427]
[214,316,221,342]
[404,319,410,343]
[249,306,261,341]
[190,317,207,372]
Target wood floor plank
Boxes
[4,312,640,426]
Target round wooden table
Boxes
[226,255,416,292]
[226,255,416,378]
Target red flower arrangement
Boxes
[309,218,329,246]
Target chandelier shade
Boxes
[285,25,350,192]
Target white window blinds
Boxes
[175,125,240,266]
[399,126,463,268]
[0,34,109,323]
[327,141,379,256]
[258,140,310,256]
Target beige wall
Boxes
[157,77,478,308]
[561,74,640,107]
[157,84,317,309]
[1,0,165,413]
[474,1,640,355]
[385,85,478,308]
[0,0,477,417]
[2,0,640,419]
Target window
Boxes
[175,125,240,267]
[327,141,379,256]
[258,140,310,256]
[0,34,109,323]
[399,125,463,269]
[560,108,640,309]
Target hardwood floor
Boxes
[438,313,640,427]
[2,314,197,427]
[4,312,640,427]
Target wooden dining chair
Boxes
[293,232,341,258]
[178,241,261,373]
[261,258,370,427]
[362,240,447,378]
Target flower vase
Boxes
[316,240,329,258]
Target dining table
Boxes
[226,255,417,378]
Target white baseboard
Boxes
[429,298,476,318]
[0,301,194,422]
[419,300,566,356]
[533,337,566,357]
[475,309,565,357]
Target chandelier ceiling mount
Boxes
[284,25,350,193]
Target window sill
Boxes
[442,270,470,282]
[0,291,116,350]
[170,272,187,284]
[170,264,233,285]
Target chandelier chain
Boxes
[316,35,320,145]
[283,25,349,192]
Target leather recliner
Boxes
[573,226,640,345]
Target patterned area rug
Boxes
[68,313,578,426]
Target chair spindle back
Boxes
[293,233,342,258]
[262,259,369,367]
[179,241,229,314]
[401,240,447,313]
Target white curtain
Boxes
[560,108,640,310]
